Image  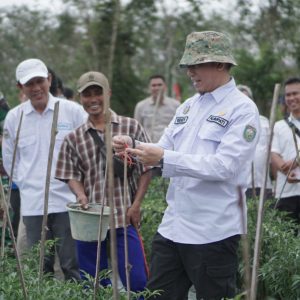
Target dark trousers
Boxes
[147,233,240,300]
[10,189,21,238]
[276,195,300,224]
[23,212,80,281]
[76,225,148,292]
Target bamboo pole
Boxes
[1,111,23,257]
[122,152,131,299]
[104,84,119,300]
[251,163,257,199]
[237,186,250,300]
[93,167,107,300]
[0,177,28,299]
[250,83,281,300]
[39,102,59,282]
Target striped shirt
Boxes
[55,111,150,228]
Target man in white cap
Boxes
[2,58,86,280]
[113,31,260,299]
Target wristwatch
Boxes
[159,158,164,169]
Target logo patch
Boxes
[174,116,188,124]
[57,122,72,130]
[207,115,229,127]
[243,125,257,142]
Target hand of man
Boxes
[280,159,298,175]
[126,144,164,166]
[76,194,89,210]
[287,170,300,183]
[112,135,132,153]
[127,203,141,229]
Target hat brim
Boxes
[77,81,104,93]
[19,72,48,84]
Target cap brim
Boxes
[77,81,104,93]
[19,72,48,84]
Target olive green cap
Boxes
[77,71,110,93]
[179,31,237,67]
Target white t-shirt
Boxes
[271,115,300,198]
[2,95,87,216]
[247,115,272,189]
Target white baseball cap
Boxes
[16,58,48,84]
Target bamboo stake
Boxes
[0,177,28,299]
[122,151,131,299]
[251,163,257,199]
[38,102,59,282]
[93,167,107,300]
[237,186,250,300]
[250,83,281,300]
[1,111,23,257]
[104,85,119,299]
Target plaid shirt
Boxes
[55,111,150,228]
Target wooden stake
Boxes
[122,151,131,299]
[39,101,59,282]
[93,167,107,300]
[1,111,23,257]
[237,186,250,300]
[250,83,281,300]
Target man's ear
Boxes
[216,63,225,71]
[47,73,52,85]
[16,82,22,90]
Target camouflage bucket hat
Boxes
[179,31,237,67]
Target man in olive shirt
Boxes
[134,75,179,142]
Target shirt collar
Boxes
[200,77,236,104]
[83,109,119,133]
[23,93,55,115]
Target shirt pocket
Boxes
[198,124,225,142]
[18,135,36,148]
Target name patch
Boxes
[174,116,188,124]
[207,115,229,127]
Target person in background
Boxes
[237,84,273,199]
[63,87,75,101]
[271,77,300,229]
[134,75,179,142]
[113,31,260,299]
[2,58,86,280]
[55,71,151,292]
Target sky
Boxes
[0,0,240,15]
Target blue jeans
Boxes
[76,225,148,292]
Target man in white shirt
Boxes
[134,75,179,142]
[237,84,273,199]
[113,31,260,299]
[271,77,300,227]
[2,58,86,280]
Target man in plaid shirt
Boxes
[55,71,151,291]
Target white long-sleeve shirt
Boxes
[2,95,87,216]
[157,78,260,244]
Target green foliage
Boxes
[0,243,159,299]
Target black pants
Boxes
[276,195,300,224]
[23,212,80,281]
[10,189,21,238]
[147,233,240,300]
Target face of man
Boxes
[285,83,300,114]
[19,76,51,112]
[80,85,105,117]
[186,63,224,94]
[149,78,166,99]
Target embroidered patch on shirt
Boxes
[3,128,10,139]
[207,115,229,127]
[243,125,257,142]
[174,116,188,124]
[57,122,72,130]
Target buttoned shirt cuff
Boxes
[161,149,181,178]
